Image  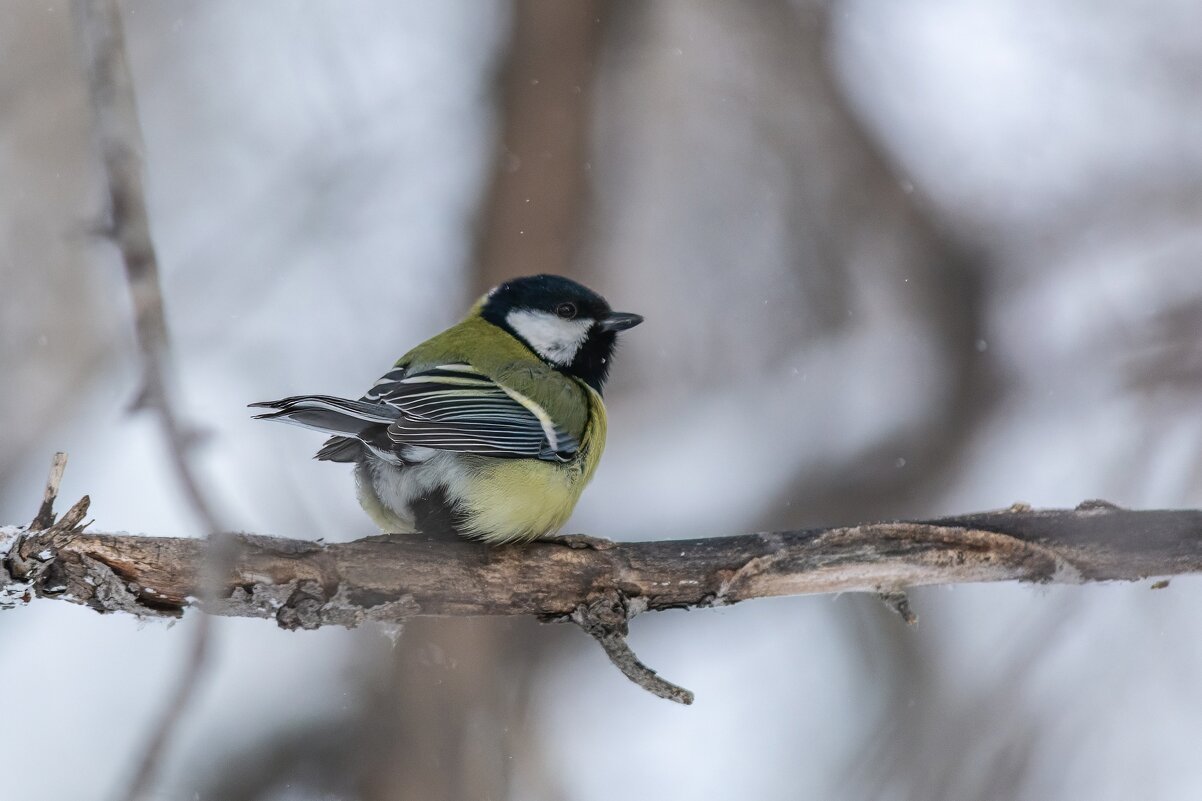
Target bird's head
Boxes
[480,274,643,392]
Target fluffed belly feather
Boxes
[355,451,590,544]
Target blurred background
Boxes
[3,1,1202,799]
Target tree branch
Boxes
[5,497,1199,703]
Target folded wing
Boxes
[252,363,578,462]
[372,364,579,460]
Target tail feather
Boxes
[315,435,364,463]
[251,395,408,463]
[249,394,400,436]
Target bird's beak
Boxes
[597,311,644,332]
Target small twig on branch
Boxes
[31,452,69,530]
[876,591,918,625]
[4,464,91,604]
[72,1,231,799]
[567,590,694,704]
[6,498,1202,703]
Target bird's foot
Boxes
[361,532,400,543]
[542,533,617,551]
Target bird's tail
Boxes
[249,395,399,462]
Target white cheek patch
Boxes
[506,309,594,366]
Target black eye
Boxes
[555,302,577,319]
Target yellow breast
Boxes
[458,382,608,544]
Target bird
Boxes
[250,274,643,544]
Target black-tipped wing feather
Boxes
[249,394,400,434]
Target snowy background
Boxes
[3,1,1202,799]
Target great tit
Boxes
[250,274,643,544]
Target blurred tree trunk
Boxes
[736,0,985,531]
[471,0,606,297]
[358,3,607,800]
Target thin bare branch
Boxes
[5,500,1201,702]
[72,1,229,798]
